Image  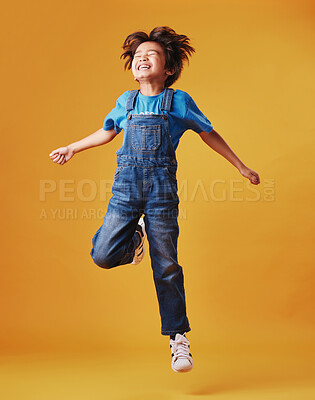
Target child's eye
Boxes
[134,52,156,58]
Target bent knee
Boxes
[90,250,115,269]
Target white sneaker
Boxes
[170,333,193,372]
[131,217,146,265]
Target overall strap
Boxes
[161,88,174,112]
[126,90,140,112]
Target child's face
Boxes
[131,41,173,85]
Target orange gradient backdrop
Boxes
[1,0,314,356]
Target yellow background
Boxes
[1,0,314,398]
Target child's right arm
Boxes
[49,128,117,165]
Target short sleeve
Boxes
[102,92,129,134]
[184,95,213,134]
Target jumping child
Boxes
[49,26,260,373]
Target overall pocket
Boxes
[130,125,161,151]
[114,166,124,180]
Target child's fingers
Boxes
[53,154,63,163]
[57,155,66,165]
[50,152,61,159]
[49,150,60,157]
[251,174,260,185]
[57,155,65,163]
[249,171,259,184]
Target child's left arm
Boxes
[199,129,260,185]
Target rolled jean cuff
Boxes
[161,326,191,336]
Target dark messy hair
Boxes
[120,26,195,87]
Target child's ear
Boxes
[166,68,175,76]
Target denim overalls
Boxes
[90,88,191,336]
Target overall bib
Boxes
[90,88,191,336]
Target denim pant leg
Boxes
[90,166,143,269]
[144,211,191,336]
[143,167,191,336]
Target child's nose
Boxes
[140,54,148,61]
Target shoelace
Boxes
[171,336,191,361]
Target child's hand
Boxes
[239,166,260,185]
[49,146,74,166]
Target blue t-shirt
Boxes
[103,89,213,151]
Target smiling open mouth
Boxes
[138,65,151,70]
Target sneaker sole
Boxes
[172,361,193,373]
